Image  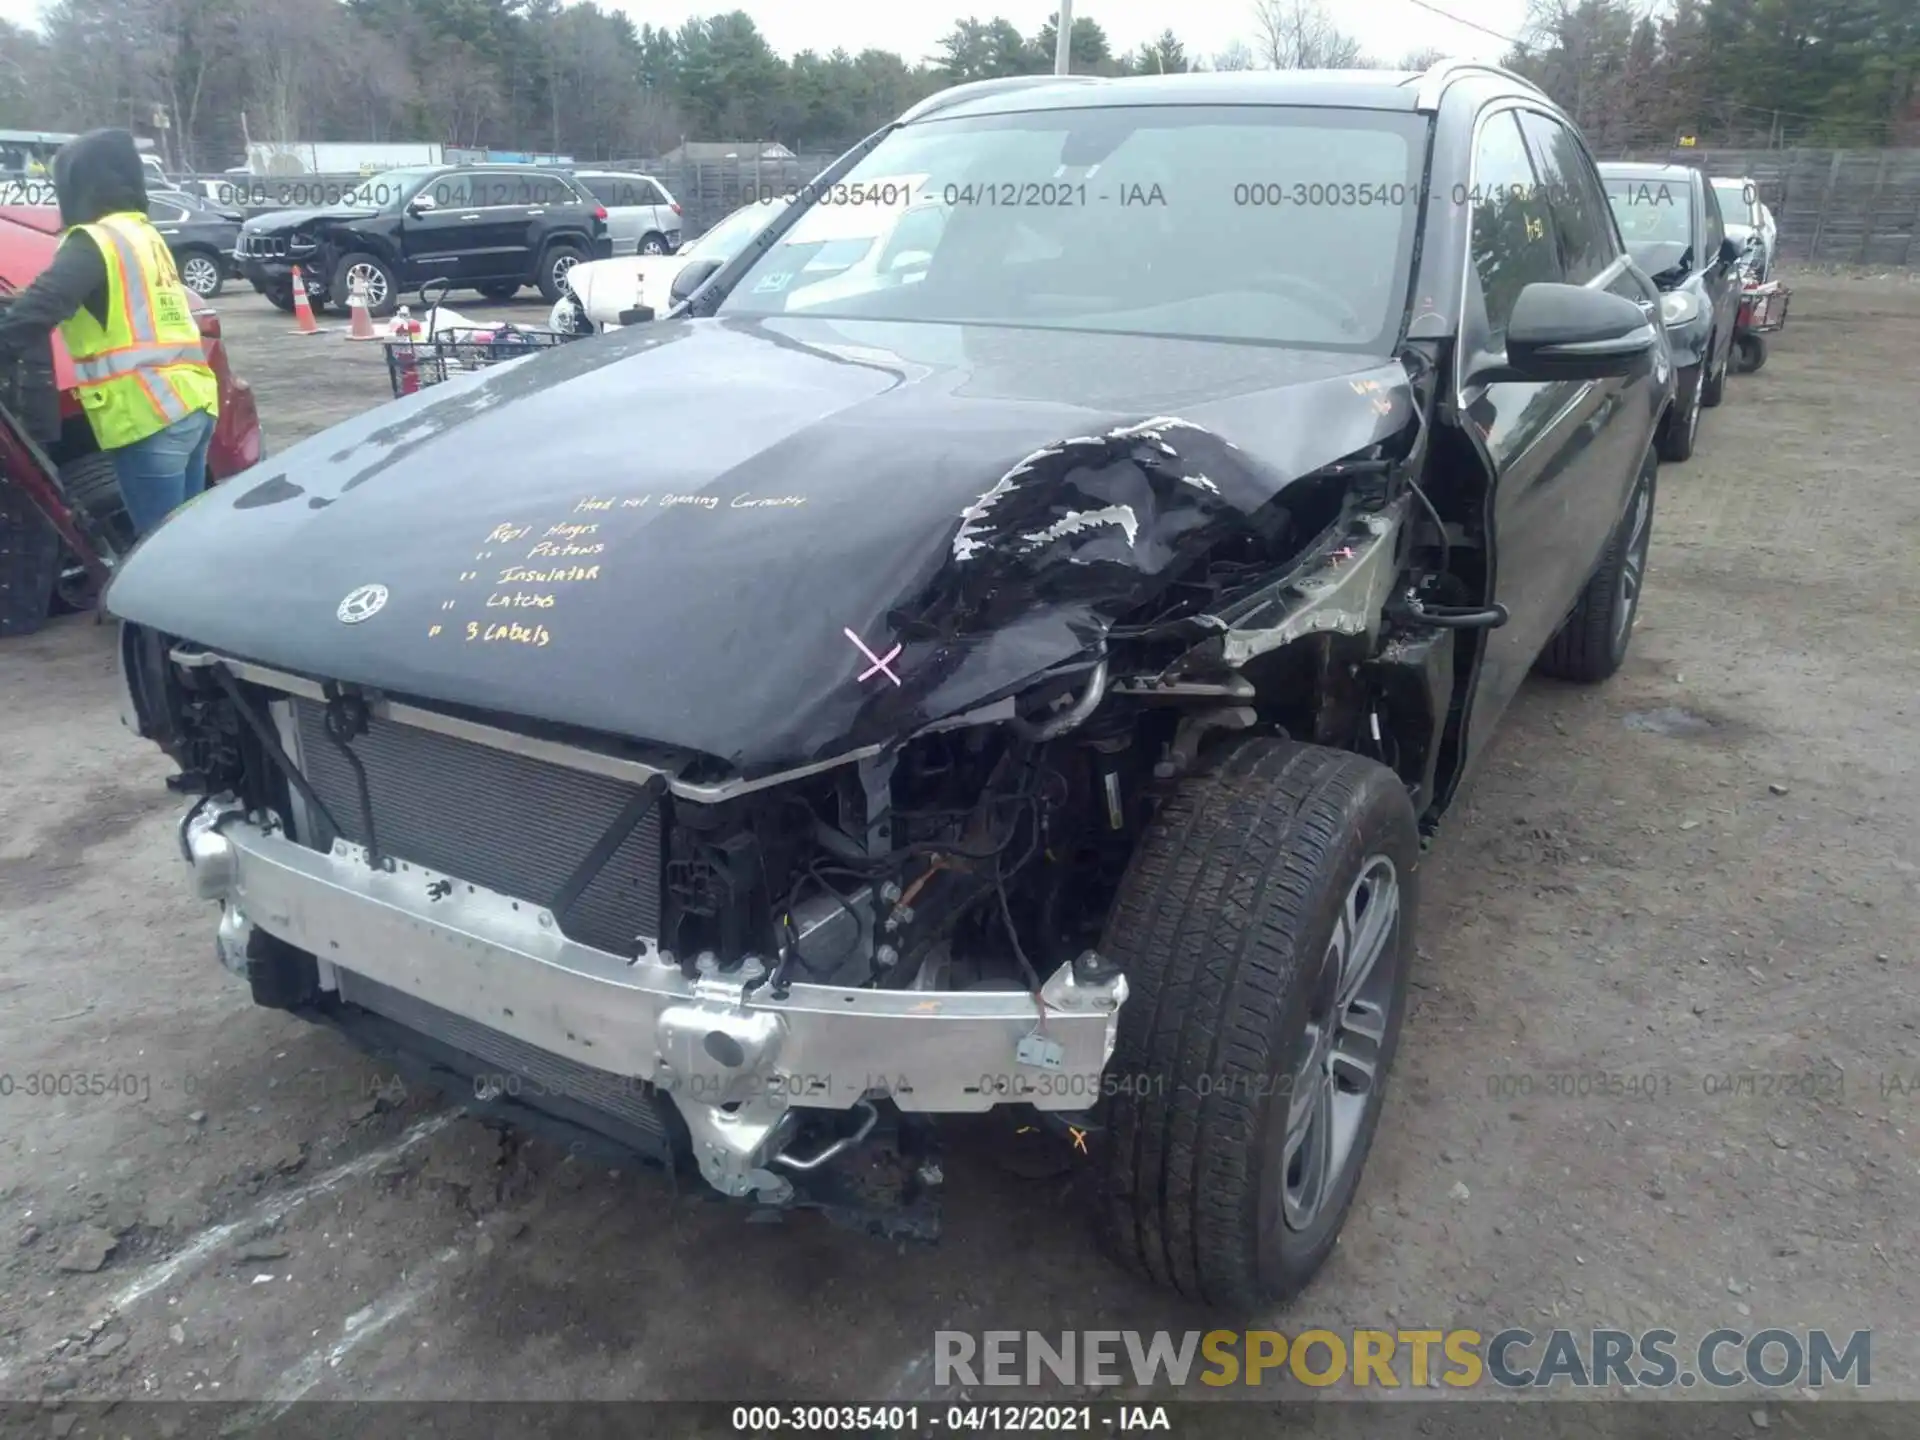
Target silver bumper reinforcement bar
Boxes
[184,802,1128,1204]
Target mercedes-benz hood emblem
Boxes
[337,584,390,624]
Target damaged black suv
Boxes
[234,164,611,317]
[110,64,1673,1310]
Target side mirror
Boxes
[668,257,724,306]
[1477,282,1658,384]
[407,194,437,216]
[1718,237,1740,268]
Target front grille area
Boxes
[334,970,676,1159]
[289,699,663,956]
[239,233,287,258]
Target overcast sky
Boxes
[0,0,1531,64]
[605,0,1533,65]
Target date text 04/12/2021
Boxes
[729,1405,1171,1432]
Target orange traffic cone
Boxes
[344,274,379,341]
[288,265,330,334]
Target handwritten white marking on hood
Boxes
[1181,473,1221,494]
[1108,416,1204,440]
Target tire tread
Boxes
[1093,736,1414,1310]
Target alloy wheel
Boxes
[181,255,220,297]
[346,261,389,309]
[1281,855,1402,1233]
[1612,474,1653,649]
[641,236,667,255]
[552,253,580,290]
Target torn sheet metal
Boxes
[1209,498,1410,667]
[103,315,1414,778]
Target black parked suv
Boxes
[234,164,612,317]
[111,63,1675,1310]
[1600,162,1742,462]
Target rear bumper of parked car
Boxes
[182,801,1127,1200]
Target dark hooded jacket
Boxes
[0,128,151,359]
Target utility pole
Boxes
[1055,0,1074,74]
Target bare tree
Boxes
[1252,0,1365,69]
[235,0,356,147]
[1400,45,1449,69]
[1210,40,1258,71]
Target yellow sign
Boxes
[1678,135,1697,147]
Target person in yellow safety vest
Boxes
[0,128,218,536]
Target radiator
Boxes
[288,698,663,957]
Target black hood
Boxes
[243,206,379,233]
[55,128,148,229]
[104,316,1414,776]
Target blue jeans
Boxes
[111,408,216,537]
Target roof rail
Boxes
[1408,60,1545,112]
[896,73,1106,126]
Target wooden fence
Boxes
[145,145,1920,266]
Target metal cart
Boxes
[1731,277,1790,374]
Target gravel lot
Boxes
[1,275,1916,1424]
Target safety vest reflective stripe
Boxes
[135,372,192,425]
[70,344,208,382]
[87,221,163,346]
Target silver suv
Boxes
[570,171,682,256]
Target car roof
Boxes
[573,169,657,179]
[913,69,1432,123]
[902,62,1565,126]
[1598,161,1701,184]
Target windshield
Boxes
[1604,176,1694,248]
[342,168,440,211]
[715,105,1428,351]
[684,200,784,260]
[1711,180,1755,226]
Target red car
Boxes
[0,203,262,631]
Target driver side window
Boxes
[426,174,471,209]
[1468,111,1564,348]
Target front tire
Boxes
[639,232,668,256]
[1657,363,1702,462]
[1091,737,1419,1312]
[1535,449,1655,684]
[331,252,399,318]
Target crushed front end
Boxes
[132,640,1143,1237]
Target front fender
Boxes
[1666,318,1711,370]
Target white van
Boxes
[569,171,682,256]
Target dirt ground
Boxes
[1,274,1916,1426]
